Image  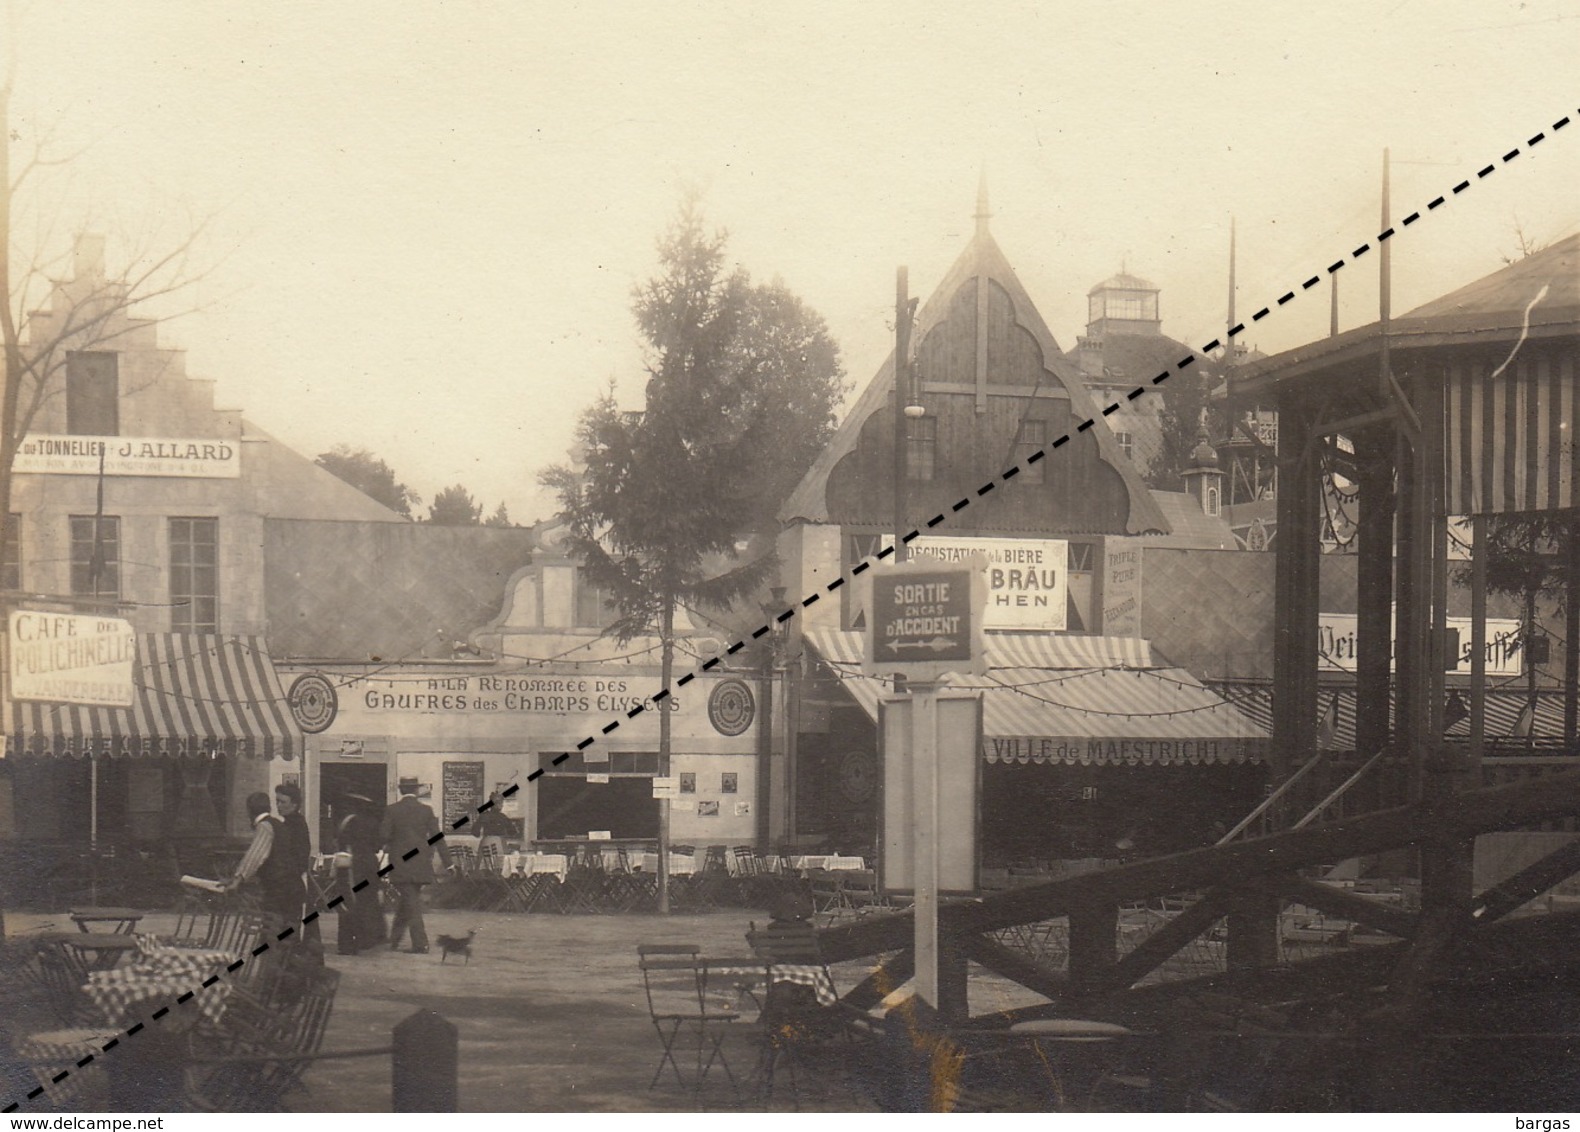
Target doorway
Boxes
[319,762,389,849]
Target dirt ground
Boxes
[6,907,1049,1113]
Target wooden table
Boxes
[69,907,146,934]
[35,930,141,975]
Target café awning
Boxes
[10,634,301,760]
[804,629,1267,766]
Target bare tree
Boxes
[0,26,217,603]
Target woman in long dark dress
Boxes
[334,793,387,954]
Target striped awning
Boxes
[804,629,1155,671]
[1206,682,1575,751]
[1444,348,1579,516]
[805,630,1266,766]
[9,634,300,760]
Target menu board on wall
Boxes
[442,761,486,830]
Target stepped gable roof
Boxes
[780,216,1167,534]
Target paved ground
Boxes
[8,907,1037,1112]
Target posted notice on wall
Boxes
[9,610,136,706]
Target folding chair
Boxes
[808,870,844,922]
[744,920,859,1106]
[840,869,888,916]
[637,944,741,1097]
[189,965,341,1111]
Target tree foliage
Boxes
[540,196,846,642]
[1146,360,1231,489]
[315,445,419,517]
[484,501,512,527]
[427,484,483,525]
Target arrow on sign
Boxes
[890,637,959,653]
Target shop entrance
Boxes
[318,762,389,848]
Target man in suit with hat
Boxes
[381,776,455,954]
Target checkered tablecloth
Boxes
[84,937,236,1025]
[709,962,838,1006]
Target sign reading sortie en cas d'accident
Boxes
[863,557,987,684]
[15,434,241,478]
[9,611,137,707]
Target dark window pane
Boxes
[66,353,119,436]
[1015,420,1047,484]
[69,515,120,605]
[3,513,20,592]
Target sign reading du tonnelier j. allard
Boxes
[10,611,137,706]
[15,435,240,478]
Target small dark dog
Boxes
[434,930,476,964]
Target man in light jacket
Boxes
[380,777,455,954]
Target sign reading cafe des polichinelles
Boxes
[9,611,137,707]
[863,557,987,684]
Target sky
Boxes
[7,0,1580,524]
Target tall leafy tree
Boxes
[315,445,419,517]
[484,501,513,528]
[427,484,483,525]
[541,196,843,905]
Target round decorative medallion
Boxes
[838,752,877,804]
[707,679,755,737]
[288,673,338,734]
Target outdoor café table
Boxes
[639,851,696,875]
[703,959,839,1007]
[69,907,146,934]
[84,936,236,1028]
[501,852,569,880]
[36,929,141,974]
[788,855,865,872]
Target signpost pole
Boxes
[911,684,939,1006]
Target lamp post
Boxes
[757,586,786,850]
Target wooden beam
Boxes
[1471,837,1580,924]
[1101,893,1227,993]
[1068,900,1119,991]
[841,948,915,1011]
[1286,876,1419,940]
[819,772,1580,962]
[963,934,1069,1004]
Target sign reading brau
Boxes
[9,611,137,706]
[882,535,1068,630]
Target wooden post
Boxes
[1273,393,1321,785]
[1225,888,1281,972]
[1356,431,1395,812]
[912,687,939,1006]
[392,1009,458,1112]
[1067,901,1118,993]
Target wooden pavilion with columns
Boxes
[812,236,1580,1110]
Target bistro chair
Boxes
[636,944,741,1098]
[744,920,859,1106]
[808,870,844,922]
[839,869,888,916]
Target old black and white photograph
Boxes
[1,0,1579,1117]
